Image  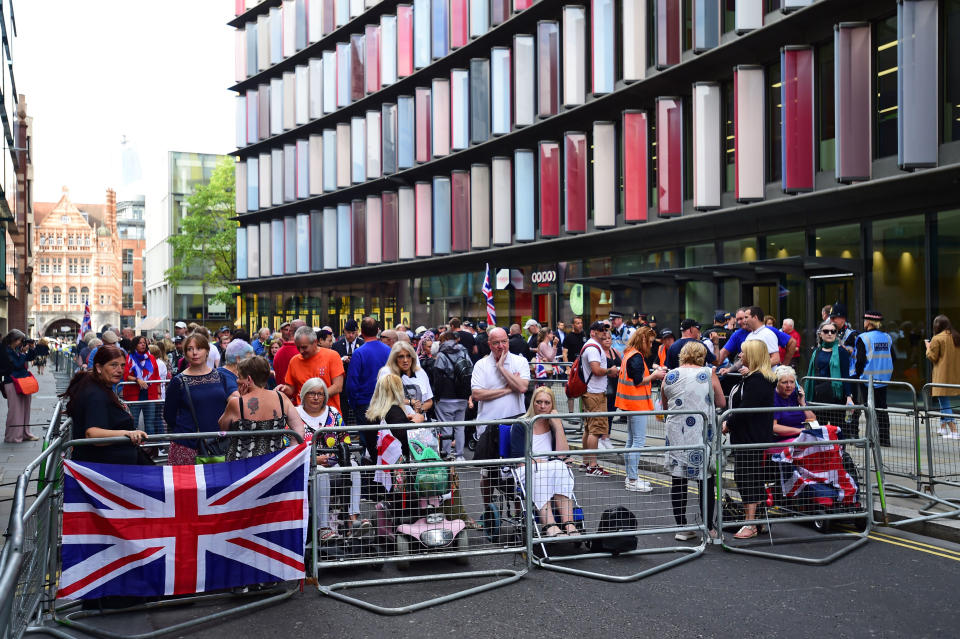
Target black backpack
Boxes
[452,356,473,399]
[589,506,638,555]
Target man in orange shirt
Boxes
[277,326,345,410]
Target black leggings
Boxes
[670,475,717,529]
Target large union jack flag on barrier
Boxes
[59,444,310,600]
[769,424,858,506]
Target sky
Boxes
[14,0,235,204]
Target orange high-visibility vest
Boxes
[657,344,668,368]
[615,348,654,411]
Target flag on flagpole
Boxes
[80,300,92,335]
[482,263,496,326]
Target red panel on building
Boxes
[415,87,432,164]
[622,110,648,223]
[381,192,399,262]
[564,133,587,233]
[397,5,414,78]
[539,141,561,237]
[451,170,471,252]
[450,0,469,49]
[365,25,381,95]
[656,97,683,216]
[352,199,367,266]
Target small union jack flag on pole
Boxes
[80,300,92,335]
[482,263,496,326]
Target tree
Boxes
[165,156,238,309]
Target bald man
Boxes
[273,319,306,387]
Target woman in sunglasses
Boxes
[803,321,854,428]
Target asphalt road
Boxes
[46,525,960,639]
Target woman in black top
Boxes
[62,345,148,465]
[365,373,424,457]
[724,340,776,539]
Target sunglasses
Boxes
[820,329,837,335]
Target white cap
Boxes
[524,319,539,330]
[175,321,187,329]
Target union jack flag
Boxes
[59,444,310,600]
[80,300,92,335]
[481,263,496,326]
[769,424,858,506]
[534,356,547,379]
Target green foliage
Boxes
[165,156,238,307]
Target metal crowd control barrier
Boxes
[13,430,304,639]
[116,380,170,442]
[308,418,529,616]
[524,409,710,582]
[916,383,960,523]
[716,402,873,565]
[1,416,69,639]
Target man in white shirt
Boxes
[581,321,620,477]
[471,327,531,505]
[471,327,531,430]
[742,306,781,364]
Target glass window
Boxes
[872,215,927,384]
[875,14,898,158]
[123,249,134,264]
[945,0,960,143]
[935,209,960,324]
[684,242,716,267]
[53,287,62,305]
[69,287,78,305]
[767,60,782,183]
[122,271,133,287]
[40,287,49,304]
[723,0,735,34]
[816,223,861,259]
[683,0,693,51]
[81,287,89,301]
[123,293,134,309]
[723,237,758,263]
[818,40,835,172]
[722,79,735,192]
[766,232,806,258]
[684,281,713,322]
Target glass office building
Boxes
[232,0,960,385]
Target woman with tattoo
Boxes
[219,356,305,460]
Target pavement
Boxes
[0,366,61,527]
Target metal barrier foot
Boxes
[532,542,705,583]
[317,568,527,615]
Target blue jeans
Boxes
[938,397,956,426]
[624,414,648,481]
[129,402,160,435]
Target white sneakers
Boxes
[598,437,615,450]
[938,428,960,438]
[674,531,698,541]
[625,478,653,492]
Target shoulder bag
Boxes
[181,374,228,464]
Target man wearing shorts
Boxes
[581,321,620,477]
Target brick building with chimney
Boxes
[30,187,121,337]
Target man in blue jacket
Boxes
[346,317,391,461]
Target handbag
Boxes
[181,374,227,464]
[12,373,39,395]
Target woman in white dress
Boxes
[517,386,579,537]
[661,341,725,540]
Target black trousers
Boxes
[850,385,890,445]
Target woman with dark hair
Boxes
[162,333,230,465]
[62,345,147,465]
[123,336,162,435]
[927,315,960,439]
[2,329,39,443]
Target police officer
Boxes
[609,311,635,356]
[855,310,896,446]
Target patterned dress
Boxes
[661,366,716,480]
[225,390,289,461]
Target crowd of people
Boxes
[4,302,959,544]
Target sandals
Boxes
[542,524,563,538]
[563,523,580,536]
[734,525,758,539]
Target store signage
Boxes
[531,269,557,287]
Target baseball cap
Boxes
[344,319,359,331]
[279,320,292,329]
[415,325,428,335]
[680,318,701,331]
[714,311,730,323]
[175,321,187,329]
[463,320,475,328]
[524,318,540,330]
[660,328,674,338]
[589,320,608,332]
[478,321,488,330]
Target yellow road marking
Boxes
[864,535,960,560]
[865,529,960,557]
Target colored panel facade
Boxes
[656,0,681,69]
[656,97,683,216]
[539,140,561,237]
[433,176,452,254]
[781,46,815,193]
[562,6,586,107]
[415,181,433,257]
[592,0,615,94]
[536,21,560,117]
[470,163,491,248]
[834,22,872,182]
[593,121,616,228]
[734,65,765,202]
[451,170,471,252]
[692,83,722,210]
[491,47,512,135]
[514,149,535,241]
[898,0,938,169]
[492,156,512,245]
[564,132,588,232]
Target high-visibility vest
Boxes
[657,344,667,368]
[859,329,893,388]
[615,348,654,411]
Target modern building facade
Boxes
[117,196,146,329]
[231,0,960,387]
[144,151,232,335]
[31,188,122,336]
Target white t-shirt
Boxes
[745,326,779,354]
[207,347,221,369]
[580,338,608,394]
[471,352,531,421]
[377,366,434,412]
